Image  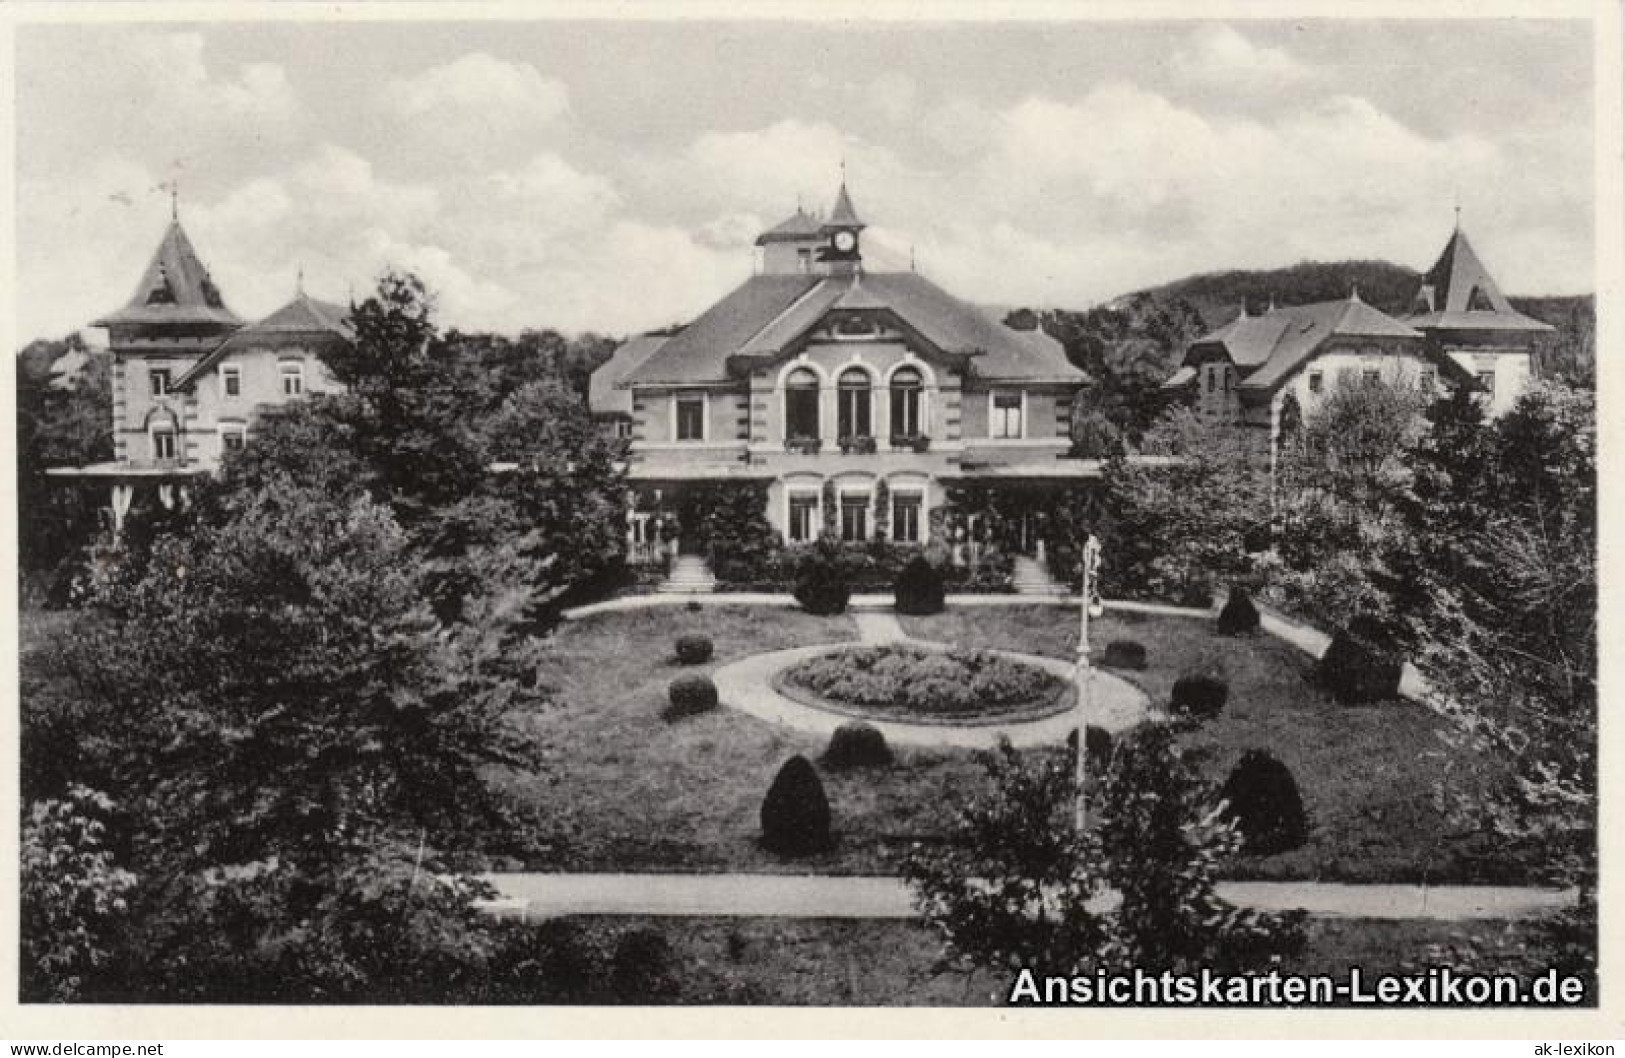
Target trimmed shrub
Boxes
[822,722,893,769]
[684,600,703,613]
[1316,614,1403,704]
[893,556,946,616]
[664,674,718,720]
[1219,750,1309,855]
[760,755,833,856]
[793,548,851,616]
[1217,589,1261,636]
[1171,674,1229,719]
[1102,639,1147,670]
[674,634,713,665]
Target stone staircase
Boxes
[1011,556,1070,598]
[660,555,717,595]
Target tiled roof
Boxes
[94,220,244,329]
[175,292,351,390]
[1406,228,1552,334]
[1184,295,1427,394]
[755,208,824,245]
[619,275,825,386]
[589,334,669,415]
[619,270,1085,387]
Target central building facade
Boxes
[589,184,1091,554]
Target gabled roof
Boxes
[618,270,1084,388]
[589,334,670,415]
[1406,228,1553,333]
[1184,294,1426,395]
[754,208,824,245]
[94,220,243,329]
[175,292,351,391]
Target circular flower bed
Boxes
[775,644,1071,724]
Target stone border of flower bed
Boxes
[767,644,1077,728]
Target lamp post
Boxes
[1075,532,1103,832]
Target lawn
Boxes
[900,605,1510,884]
[538,914,1548,1005]
[495,605,990,874]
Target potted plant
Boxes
[849,435,877,455]
[784,436,821,455]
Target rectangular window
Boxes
[991,391,1023,439]
[839,493,869,542]
[149,368,171,396]
[280,361,305,396]
[152,429,177,461]
[1362,368,1382,387]
[1477,369,1496,395]
[1418,368,1436,393]
[892,493,922,543]
[788,494,819,543]
[1308,371,1323,394]
[615,420,633,439]
[221,364,241,398]
[797,248,813,273]
[675,395,705,441]
[221,428,246,454]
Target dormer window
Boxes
[832,314,880,339]
[201,274,224,309]
[1467,286,1495,312]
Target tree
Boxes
[16,336,113,594]
[20,786,138,1002]
[1099,406,1271,601]
[903,735,1302,982]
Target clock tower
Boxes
[817,180,866,275]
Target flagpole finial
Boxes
[170,181,178,222]
[296,264,304,296]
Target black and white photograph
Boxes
[5,0,1612,1036]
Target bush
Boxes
[1219,750,1309,855]
[822,722,893,769]
[793,545,851,616]
[684,600,703,613]
[893,556,946,616]
[674,634,713,665]
[1067,725,1115,774]
[1217,588,1260,636]
[664,674,718,720]
[1316,614,1403,704]
[1102,639,1147,670]
[760,755,832,856]
[607,928,681,1003]
[1171,674,1229,719]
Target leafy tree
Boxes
[1099,406,1271,601]
[16,336,113,594]
[20,786,138,1002]
[905,734,1302,983]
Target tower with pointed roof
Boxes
[1405,222,1552,416]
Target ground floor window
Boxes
[221,426,246,454]
[840,492,870,542]
[1477,369,1496,395]
[152,428,177,461]
[788,493,819,542]
[892,492,922,543]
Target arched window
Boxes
[837,368,872,439]
[785,367,820,440]
[890,366,923,439]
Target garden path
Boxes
[479,872,1579,923]
[852,610,909,644]
[711,641,1147,750]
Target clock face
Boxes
[833,230,857,253]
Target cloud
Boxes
[1172,25,1311,93]
[376,53,571,164]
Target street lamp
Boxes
[1075,532,1103,832]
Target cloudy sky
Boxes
[13,16,1593,343]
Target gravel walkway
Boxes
[481,872,1579,923]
